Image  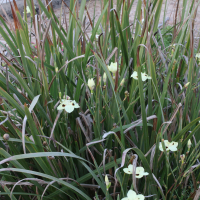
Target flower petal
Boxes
[170,141,178,148]
[135,173,143,178]
[141,74,148,81]
[142,172,149,176]
[131,71,138,80]
[169,146,177,151]
[123,168,132,174]
[64,105,74,113]
[128,164,133,171]
[159,142,164,151]
[159,140,170,151]
[74,103,80,108]
[127,190,137,198]
[71,100,80,108]
[136,194,145,200]
[121,198,129,200]
[61,99,68,103]
[142,77,148,81]
[164,140,170,146]
[136,167,144,174]
[168,141,178,151]
[141,73,151,81]
[57,103,66,110]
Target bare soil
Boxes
[0,0,200,51]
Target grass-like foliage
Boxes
[0,0,200,199]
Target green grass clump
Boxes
[0,0,200,199]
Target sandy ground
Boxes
[0,0,76,17]
[0,0,200,52]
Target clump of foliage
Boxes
[0,0,200,199]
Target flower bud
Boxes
[187,139,192,151]
[125,91,129,97]
[120,78,125,86]
[59,92,62,99]
[105,175,109,183]
[105,175,111,191]
[108,62,117,73]
[180,154,185,164]
[62,95,71,100]
[184,82,190,88]
[88,78,95,91]
[103,73,107,84]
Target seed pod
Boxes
[48,156,55,160]
[3,134,9,141]
[125,91,129,97]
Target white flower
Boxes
[123,165,149,178]
[135,167,149,178]
[108,62,118,73]
[26,6,31,14]
[131,71,151,81]
[23,6,36,14]
[159,140,178,152]
[88,78,95,91]
[123,164,133,174]
[121,189,145,200]
[57,99,80,113]
[159,140,170,151]
[103,72,107,83]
